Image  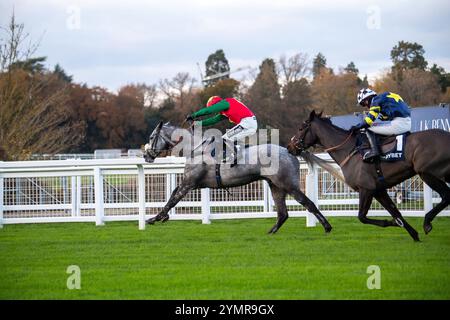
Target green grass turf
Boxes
[0,217,449,300]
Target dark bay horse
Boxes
[287,111,450,241]
[143,121,332,234]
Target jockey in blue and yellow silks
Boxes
[350,88,412,161]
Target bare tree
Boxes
[373,68,442,107]
[159,72,197,109]
[158,72,200,123]
[400,69,440,106]
[158,78,176,100]
[278,52,311,84]
[118,82,158,108]
[159,72,196,96]
[0,10,42,72]
[0,12,83,160]
[310,69,361,116]
[143,83,158,108]
[234,66,258,100]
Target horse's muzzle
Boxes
[143,152,155,163]
[287,142,301,155]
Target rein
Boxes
[338,149,358,167]
[323,131,357,167]
[324,132,354,153]
[294,123,356,168]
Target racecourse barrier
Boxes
[0,155,448,229]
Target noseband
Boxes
[148,127,182,158]
[291,121,311,151]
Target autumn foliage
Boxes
[1,13,448,159]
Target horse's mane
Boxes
[159,122,188,137]
[162,122,179,131]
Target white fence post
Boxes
[201,188,211,224]
[137,165,146,230]
[166,173,176,216]
[423,182,433,215]
[94,167,105,226]
[0,175,3,228]
[170,173,176,215]
[305,163,319,227]
[76,176,82,217]
[71,176,78,217]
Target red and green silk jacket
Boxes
[192,98,254,126]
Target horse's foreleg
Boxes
[146,184,192,225]
[268,184,288,234]
[420,173,450,234]
[358,189,396,227]
[289,189,332,233]
[374,189,420,241]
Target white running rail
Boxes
[0,155,448,229]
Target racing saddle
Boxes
[197,136,248,167]
[356,132,410,162]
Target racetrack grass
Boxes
[0,217,449,300]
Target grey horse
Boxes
[143,121,332,234]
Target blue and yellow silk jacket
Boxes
[357,92,411,128]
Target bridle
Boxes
[290,121,311,152]
[291,119,355,167]
[147,125,182,158]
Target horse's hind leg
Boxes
[420,173,450,234]
[289,189,332,233]
[374,189,420,241]
[268,184,288,234]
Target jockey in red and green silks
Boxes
[188,96,258,162]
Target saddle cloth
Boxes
[357,132,410,162]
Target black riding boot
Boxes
[222,140,239,166]
[363,130,380,162]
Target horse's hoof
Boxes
[146,219,156,225]
[424,223,432,235]
[324,225,332,233]
[389,220,400,227]
[161,215,170,223]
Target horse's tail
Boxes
[300,151,346,183]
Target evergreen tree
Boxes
[204,49,230,86]
[246,58,282,129]
[430,64,449,93]
[10,56,46,74]
[391,41,428,71]
[281,78,312,142]
[344,61,359,75]
[312,52,327,79]
[53,63,73,83]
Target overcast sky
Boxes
[1,0,449,92]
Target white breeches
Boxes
[222,116,258,142]
[368,117,411,136]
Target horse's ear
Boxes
[156,121,164,129]
[164,121,170,125]
[309,110,316,121]
[317,111,323,118]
